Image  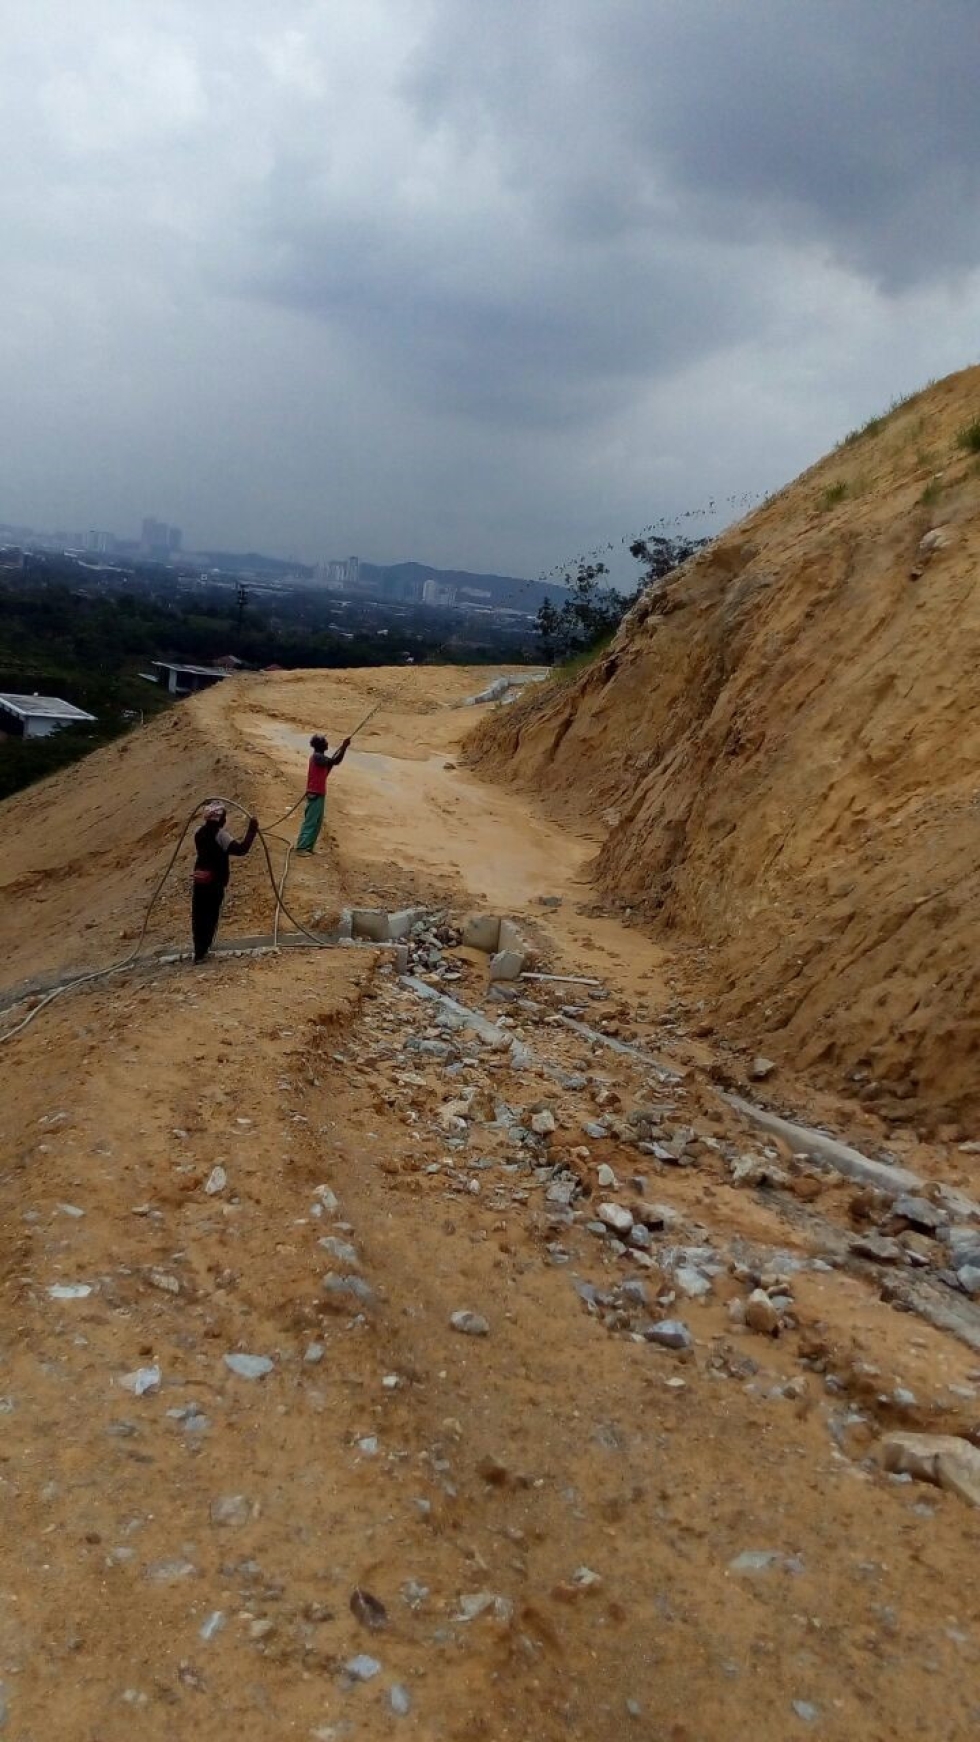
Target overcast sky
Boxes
[1,0,979,577]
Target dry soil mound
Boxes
[469,366,980,1132]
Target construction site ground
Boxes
[2,664,980,1741]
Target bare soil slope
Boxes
[4,665,980,1738]
[469,367,980,1131]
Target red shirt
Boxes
[307,753,330,797]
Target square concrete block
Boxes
[388,907,427,940]
[498,917,527,955]
[351,908,391,942]
[462,914,502,953]
[489,948,525,982]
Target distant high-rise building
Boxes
[85,530,114,554]
[314,555,360,590]
[422,577,457,607]
[140,516,181,559]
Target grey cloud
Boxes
[0,0,979,575]
[238,183,765,426]
[408,0,980,285]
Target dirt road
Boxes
[2,666,980,1740]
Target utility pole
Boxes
[236,582,248,648]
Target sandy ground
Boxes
[2,665,980,1740]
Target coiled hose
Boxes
[0,794,326,1046]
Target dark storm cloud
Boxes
[0,0,978,572]
[627,0,980,284]
[243,0,980,433]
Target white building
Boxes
[421,577,457,606]
[0,693,97,739]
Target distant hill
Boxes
[360,560,566,614]
[195,550,315,578]
[188,549,565,612]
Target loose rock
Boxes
[224,1353,274,1380]
[450,1311,490,1337]
[119,1365,161,1397]
[597,1201,634,1235]
[319,1236,360,1267]
[210,1494,251,1527]
[350,1587,388,1630]
[643,1320,693,1352]
[877,1432,980,1507]
[744,1290,781,1336]
[850,1233,906,1264]
[344,1654,382,1682]
[455,1591,514,1622]
[323,1273,376,1309]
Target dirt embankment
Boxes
[468,366,980,1132]
[0,691,295,988]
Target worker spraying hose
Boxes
[0,671,420,1044]
[191,802,258,962]
[295,732,351,855]
[294,685,406,856]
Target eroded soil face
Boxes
[2,665,980,1740]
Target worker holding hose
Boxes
[295,732,351,855]
[191,802,258,962]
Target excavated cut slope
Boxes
[469,366,980,1130]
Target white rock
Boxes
[919,527,951,554]
[450,1310,490,1337]
[47,1284,93,1300]
[877,1432,980,1507]
[597,1201,634,1235]
[731,1154,787,1188]
[224,1353,274,1380]
[204,1166,227,1196]
[596,1163,618,1189]
[674,1265,712,1300]
[119,1365,161,1396]
[456,1591,514,1622]
[344,1654,381,1682]
[319,1236,360,1267]
[209,1494,251,1527]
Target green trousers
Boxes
[296,794,325,852]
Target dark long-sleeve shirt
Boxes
[193,818,257,890]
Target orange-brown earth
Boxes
[469,366,980,1134]
[2,658,980,1739]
